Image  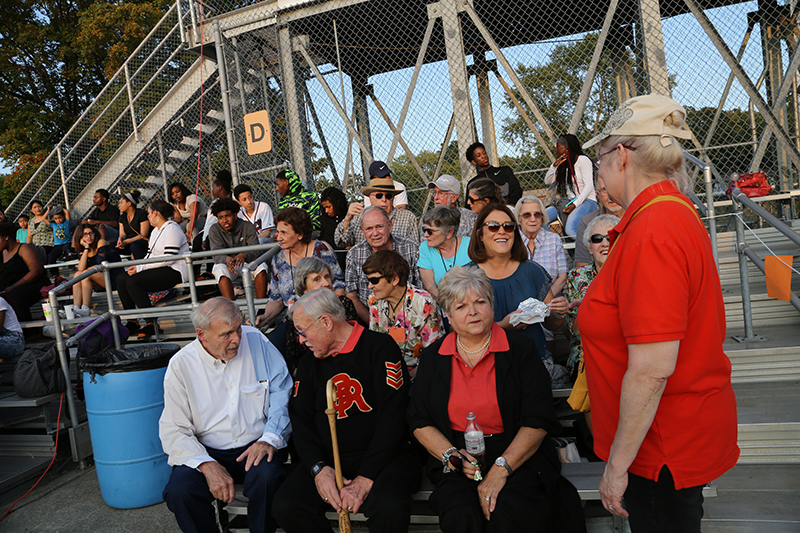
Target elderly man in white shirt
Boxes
[160,297,292,533]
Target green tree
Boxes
[0,0,169,196]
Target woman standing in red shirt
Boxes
[578,95,739,532]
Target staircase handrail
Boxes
[730,187,800,342]
[5,1,185,218]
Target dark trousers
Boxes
[117,267,182,310]
[162,443,286,533]
[47,243,73,276]
[4,282,47,322]
[624,465,704,533]
[429,465,551,533]
[119,239,148,260]
[272,451,421,533]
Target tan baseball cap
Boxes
[583,94,693,149]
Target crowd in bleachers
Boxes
[0,95,743,533]
[0,135,611,387]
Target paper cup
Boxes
[64,305,75,320]
[42,303,53,322]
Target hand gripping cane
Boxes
[325,379,353,533]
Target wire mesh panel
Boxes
[10,0,800,227]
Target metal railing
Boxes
[683,151,720,268]
[46,242,281,463]
[730,188,800,343]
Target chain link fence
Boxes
[8,0,800,232]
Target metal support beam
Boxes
[570,0,621,133]
[495,73,555,162]
[750,10,800,179]
[732,197,764,342]
[303,83,341,186]
[368,88,430,185]
[462,1,556,146]
[214,21,241,186]
[638,0,671,95]
[278,26,312,187]
[475,64,499,167]
[387,16,436,166]
[432,0,477,181]
[56,146,70,210]
[759,0,791,200]
[685,0,800,172]
[353,76,374,178]
[295,35,374,167]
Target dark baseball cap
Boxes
[369,161,392,178]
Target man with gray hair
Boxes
[344,206,421,322]
[272,289,419,533]
[160,297,292,533]
[425,174,477,238]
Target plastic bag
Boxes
[509,297,550,327]
[80,343,181,381]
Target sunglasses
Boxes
[366,275,384,285]
[590,233,610,244]
[421,227,440,236]
[373,193,394,200]
[466,196,481,205]
[483,221,517,233]
[521,212,544,220]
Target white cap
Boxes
[428,174,460,196]
[583,94,693,149]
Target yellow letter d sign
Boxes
[244,110,272,155]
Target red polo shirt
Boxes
[332,321,364,356]
[444,323,507,434]
[577,180,739,489]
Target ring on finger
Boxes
[483,495,491,501]
[348,506,353,511]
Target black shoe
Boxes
[125,321,141,335]
[137,322,163,340]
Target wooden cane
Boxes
[325,379,353,533]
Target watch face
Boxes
[495,457,505,466]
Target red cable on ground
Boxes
[188,0,206,238]
[0,392,64,522]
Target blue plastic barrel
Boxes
[83,365,172,509]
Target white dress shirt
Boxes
[159,326,292,468]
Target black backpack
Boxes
[13,342,68,398]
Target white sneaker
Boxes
[58,309,66,319]
[74,305,91,317]
[43,326,57,338]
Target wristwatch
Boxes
[494,456,513,475]
[310,461,327,477]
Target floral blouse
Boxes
[29,219,54,247]
[368,285,445,367]
[268,240,345,304]
[564,262,598,376]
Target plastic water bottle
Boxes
[464,412,486,469]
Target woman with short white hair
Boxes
[579,94,738,530]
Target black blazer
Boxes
[408,327,561,483]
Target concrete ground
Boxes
[1,462,798,532]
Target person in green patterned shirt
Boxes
[276,169,321,232]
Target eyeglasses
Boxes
[483,221,517,233]
[591,144,637,167]
[373,193,394,200]
[521,212,544,220]
[366,275,384,285]
[83,231,95,237]
[421,226,440,236]
[296,316,323,338]
[589,233,610,244]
